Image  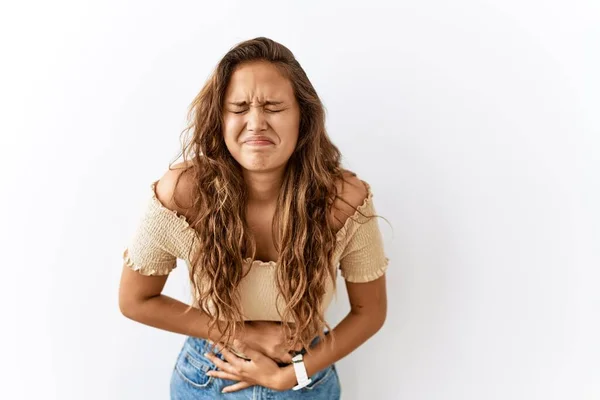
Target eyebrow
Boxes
[227,100,285,106]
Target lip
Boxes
[243,136,275,145]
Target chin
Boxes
[243,164,278,173]
[240,159,288,173]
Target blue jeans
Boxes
[170,332,341,399]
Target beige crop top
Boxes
[122,180,389,322]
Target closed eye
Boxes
[231,109,284,114]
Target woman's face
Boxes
[222,61,300,174]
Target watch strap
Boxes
[291,353,312,390]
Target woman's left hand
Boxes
[204,339,296,393]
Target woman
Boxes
[118,37,389,399]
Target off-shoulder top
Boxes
[122,180,389,322]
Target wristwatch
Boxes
[291,353,312,390]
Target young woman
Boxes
[119,37,389,399]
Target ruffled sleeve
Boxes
[337,182,389,283]
[122,180,197,276]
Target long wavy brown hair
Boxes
[169,37,365,353]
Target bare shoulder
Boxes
[154,160,198,219]
[331,170,370,231]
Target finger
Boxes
[232,339,263,360]
[204,352,238,375]
[222,381,253,393]
[215,343,246,369]
[206,370,243,381]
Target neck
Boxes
[243,167,286,204]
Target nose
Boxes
[246,106,268,132]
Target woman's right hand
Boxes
[241,321,302,364]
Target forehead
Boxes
[224,61,294,101]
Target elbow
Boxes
[378,303,388,330]
[119,295,141,320]
[368,309,386,334]
[375,310,386,332]
[371,304,387,333]
[350,307,386,334]
[119,299,134,319]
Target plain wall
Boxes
[1,0,598,399]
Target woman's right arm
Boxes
[118,265,235,342]
[118,268,299,363]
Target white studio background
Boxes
[0,1,598,399]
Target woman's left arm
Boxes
[278,274,387,388]
[288,174,388,380]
